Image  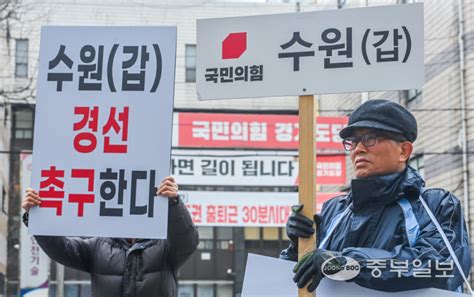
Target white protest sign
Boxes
[197,3,424,100]
[29,26,176,238]
[242,254,468,297]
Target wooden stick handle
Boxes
[298,95,317,297]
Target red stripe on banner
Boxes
[178,112,348,150]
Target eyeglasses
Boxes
[342,133,406,151]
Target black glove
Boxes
[293,249,344,292]
[286,204,315,246]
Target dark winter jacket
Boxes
[30,199,199,297]
[281,166,471,292]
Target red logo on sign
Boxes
[222,32,247,59]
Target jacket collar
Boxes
[350,166,424,212]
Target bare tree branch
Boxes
[0,0,36,108]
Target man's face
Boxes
[349,128,411,179]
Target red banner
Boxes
[295,155,346,185]
[178,112,348,150]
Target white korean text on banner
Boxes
[20,153,49,297]
[197,3,424,99]
[29,26,177,238]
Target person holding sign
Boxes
[281,100,472,293]
[22,176,198,297]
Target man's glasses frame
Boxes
[342,132,407,151]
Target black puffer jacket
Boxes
[281,166,471,292]
[32,199,199,297]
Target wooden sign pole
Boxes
[298,95,317,297]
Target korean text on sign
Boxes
[30,26,176,239]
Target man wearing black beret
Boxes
[281,99,472,293]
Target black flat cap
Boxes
[339,99,417,142]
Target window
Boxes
[244,227,260,240]
[216,227,233,250]
[263,227,279,240]
[48,283,91,297]
[216,284,233,297]
[409,154,424,179]
[216,227,232,240]
[406,89,422,108]
[15,39,28,78]
[14,108,34,139]
[178,284,233,297]
[198,226,214,239]
[197,285,213,297]
[245,227,287,241]
[178,285,194,297]
[185,44,196,82]
[197,226,214,250]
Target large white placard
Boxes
[197,3,424,100]
[242,254,468,297]
[30,26,177,238]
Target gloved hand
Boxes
[286,204,315,246]
[293,249,344,292]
